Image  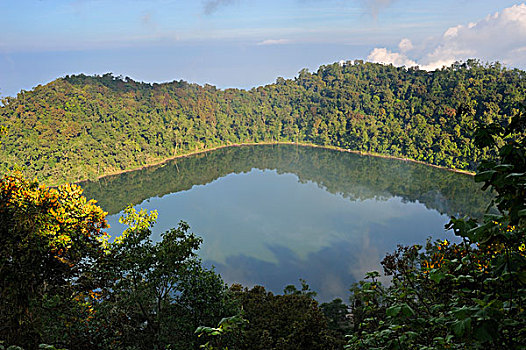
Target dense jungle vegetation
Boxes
[1,102,525,350]
[1,60,525,185]
[0,61,525,349]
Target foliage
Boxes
[229,284,345,350]
[0,125,7,145]
[345,104,526,349]
[321,298,352,337]
[81,144,492,220]
[82,206,237,350]
[0,173,108,349]
[3,64,526,348]
[283,278,318,298]
[0,175,236,350]
[195,314,248,350]
[2,61,525,185]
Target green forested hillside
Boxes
[1,60,525,184]
[1,107,524,350]
[1,60,525,350]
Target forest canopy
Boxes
[0,101,524,350]
[0,60,525,349]
[1,60,525,185]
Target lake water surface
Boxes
[81,145,491,301]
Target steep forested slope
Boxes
[1,60,525,184]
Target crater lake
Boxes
[81,145,491,301]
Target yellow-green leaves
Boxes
[114,205,158,244]
[0,172,111,347]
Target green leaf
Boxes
[386,305,402,317]
[517,271,526,285]
[505,172,525,179]
[401,304,415,317]
[429,271,446,283]
[482,213,503,221]
[365,271,381,279]
[452,317,472,337]
[473,322,495,342]
[474,170,495,182]
[494,164,514,171]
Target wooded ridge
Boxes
[1,59,525,185]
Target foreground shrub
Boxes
[346,104,526,349]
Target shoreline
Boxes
[78,141,474,185]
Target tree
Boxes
[0,172,108,348]
[0,125,7,143]
[89,206,237,350]
[195,314,248,350]
[0,174,237,350]
[230,284,345,350]
[320,298,351,337]
[345,103,526,349]
[3,62,525,185]
[0,125,6,153]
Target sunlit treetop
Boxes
[0,172,109,266]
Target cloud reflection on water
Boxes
[95,146,483,302]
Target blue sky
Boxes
[1,0,525,96]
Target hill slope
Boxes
[1,60,525,184]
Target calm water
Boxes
[81,145,491,301]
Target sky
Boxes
[1,0,525,97]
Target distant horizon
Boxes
[3,57,522,99]
[2,1,525,98]
[1,44,373,97]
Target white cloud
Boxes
[257,39,291,45]
[398,38,413,52]
[367,3,526,70]
[443,25,461,39]
[367,48,416,67]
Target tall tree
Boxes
[0,173,108,348]
[89,206,236,350]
